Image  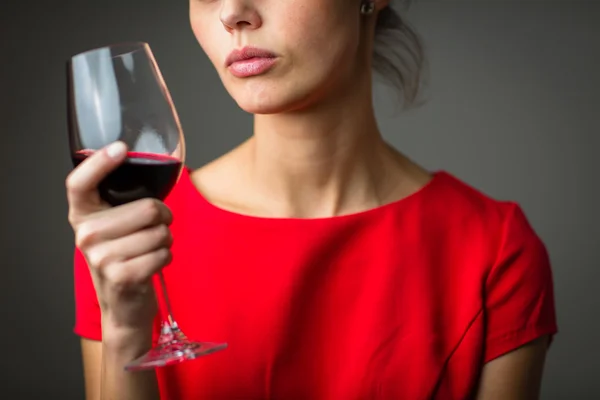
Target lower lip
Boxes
[228,57,277,78]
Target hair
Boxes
[373,1,426,108]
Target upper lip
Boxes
[225,46,277,67]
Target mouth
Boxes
[225,46,278,78]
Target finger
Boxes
[87,224,172,267]
[66,141,128,214]
[102,248,172,290]
[75,199,172,248]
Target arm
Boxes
[477,203,557,399]
[77,251,159,400]
[76,251,160,400]
[76,246,162,400]
[81,333,160,400]
[475,335,550,400]
[81,339,102,400]
[69,144,171,400]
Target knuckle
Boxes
[103,264,138,292]
[164,206,173,225]
[75,223,99,249]
[140,199,161,222]
[67,210,80,227]
[65,172,77,191]
[86,249,110,270]
[65,173,84,197]
[155,248,172,266]
[156,224,172,243]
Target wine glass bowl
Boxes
[67,42,227,371]
[67,42,185,206]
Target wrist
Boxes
[101,318,154,357]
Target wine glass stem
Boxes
[157,271,176,328]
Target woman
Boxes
[67,0,558,399]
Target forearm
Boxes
[101,328,160,400]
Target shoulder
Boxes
[427,171,547,247]
[419,171,548,279]
[431,171,554,294]
[430,171,515,222]
[423,173,557,360]
[424,171,527,242]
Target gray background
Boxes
[1,1,598,399]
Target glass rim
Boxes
[70,41,150,62]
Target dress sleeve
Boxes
[484,203,558,362]
[73,247,102,341]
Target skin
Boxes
[68,0,550,398]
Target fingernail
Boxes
[107,141,126,158]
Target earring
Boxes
[360,0,375,15]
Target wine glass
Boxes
[67,42,227,371]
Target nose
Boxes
[220,0,262,32]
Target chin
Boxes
[223,74,324,115]
[234,95,292,115]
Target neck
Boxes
[244,77,402,218]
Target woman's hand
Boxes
[66,141,173,336]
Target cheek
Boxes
[190,14,225,70]
[280,6,361,77]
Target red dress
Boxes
[74,169,557,399]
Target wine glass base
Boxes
[124,324,227,371]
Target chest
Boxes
[153,221,487,399]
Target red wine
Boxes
[72,150,182,206]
